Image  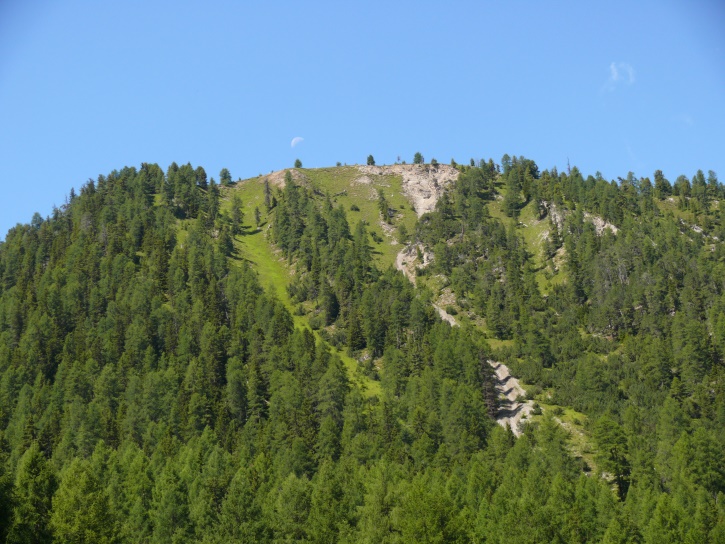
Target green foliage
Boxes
[413,151,424,164]
[377,188,390,223]
[367,154,375,166]
[7,443,56,544]
[294,158,302,168]
[0,158,724,542]
[51,457,114,543]
[219,167,232,186]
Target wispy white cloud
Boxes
[290,136,304,148]
[604,62,635,91]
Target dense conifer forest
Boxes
[0,158,724,542]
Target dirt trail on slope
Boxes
[395,244,533,435]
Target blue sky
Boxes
[1,0,723,238]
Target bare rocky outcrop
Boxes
[584,212,618,235]
[545,202,567,232]
[395,243,432,282]
[488,361,534,437]
[260,168,308,188]
[357,164,459,217]
[433,304,458,327]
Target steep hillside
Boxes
[0,159,724,542]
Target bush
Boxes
[331,328,346,348]
[397,224,409,244]
[350,204,360,211]
[309,315,323,330]
[525,385,543,400]
[444,305,458,315]
[294,158,302,168]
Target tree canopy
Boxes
[0,156,723,542]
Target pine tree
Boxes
[219,168,232,186]
[230,194,244,234]
[151,464,193,543]
[50,458,114,544]
[7,443,56,544]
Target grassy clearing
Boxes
[220,177,381,397]
[223,180,292,303]
[535,268,567,295]
[486,338,514,350]
[302,167,418,270]
[489,197,568,295]
[534,402,596,471]
[518,201,548,266]
[655,196,697,224]
[486,199,509,225]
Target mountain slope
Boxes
[0,159,724,542]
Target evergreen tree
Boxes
[50,457,114,544]
[219,167,232,186]
[151,464,193,543]
[7,443,56,544]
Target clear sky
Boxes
[1,0,723,238]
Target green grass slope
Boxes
[219,171,392,398]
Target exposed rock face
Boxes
[395,243,432,283]
[544,202,618,236]
[488,361,534,437]
[261,168,308,188]
[357,164,459,217]
[584,212,619,235]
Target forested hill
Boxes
[0,158,723,542]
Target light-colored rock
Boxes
[261,168,308,188]
[488,361,535,437]
[357,164,459,217]
[584,212,619,235]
